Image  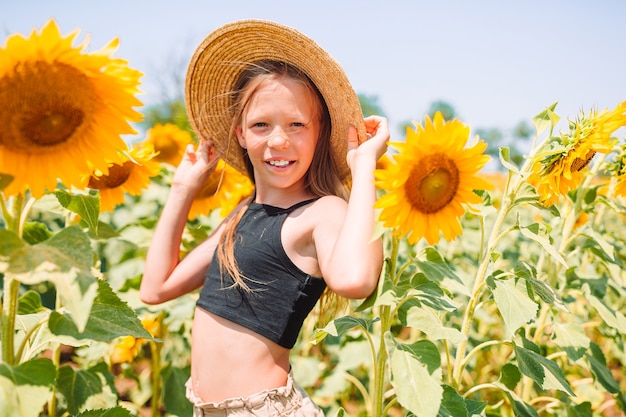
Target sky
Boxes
[2,0,625,141]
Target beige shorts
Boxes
[185,371,324,416]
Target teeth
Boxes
[268,160,290,167]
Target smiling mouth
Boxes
[267,160,293,167]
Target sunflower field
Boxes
[1,19,625,417]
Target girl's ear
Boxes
[235,126,247,149]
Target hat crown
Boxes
[185,19,365,179]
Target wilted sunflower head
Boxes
[374,112,492,245]
[0,19,143,197]
[86,143,160,212]
[143,123,194,166]
[528,101,626,206]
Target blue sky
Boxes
[2,0,625,140]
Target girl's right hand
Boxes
[171,140,218,194]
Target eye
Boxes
[253,122,268,128]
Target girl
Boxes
[140,20,389,416]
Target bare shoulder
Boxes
[314,194,347,208]
[303,195,348,230]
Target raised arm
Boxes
[315,116,389,299]
[140,140,220,304]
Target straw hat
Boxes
[184,19,366,180]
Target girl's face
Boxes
[236,77,320,192]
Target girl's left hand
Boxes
[347,115,389,170]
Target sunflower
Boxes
[0,19,143,198]
[140,314,162,339]
[109,335,143,364]
[143,123,193,166]
[528,101,626,206]
[374,112,492,245]
[604,141,626,198]
[86,143,161,212]
[188,159,254,220]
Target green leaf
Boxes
[465,399,487,417]
[564,402,592,417]
[500,363,521,390]
[513,342,575,395]
[0,229,25,259]
[499,147,519,174]
[21,222,52,245]
[437,385,467,417]
[581,229,618,265]
[76,407,133,417]
[389,340,443,417]
[519,223,567,267]
[0,172,14,190]
[49,280,151,342]
[552,322,590,361]
[161,365,192,417]
[495,383,539,417]
[0,359,56,417]
[6,226,98,331]
[55,190,100,234]
[584,288,626,333]
[56,363,117,416]
[397,339,441,374]
[491,278,538,338]
[336,340,371,371]
[313,315,379,344]
[17,290,44,314]
[0,358,56,386]
[406,273,458,311]
[528,278,567,311]
[398,299,464,343]
[415,247,462,284]
[586,342,621,394]
[509,396,540,417]
[333,408,347,417]
[531,102,559,137]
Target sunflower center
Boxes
[154,139,180,162]
[0,61,96,153]
[405,153,460,214]
[197,175,221,198]
[570,149,596,172]
[88,161,133,190]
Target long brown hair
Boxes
[216,60,348,320]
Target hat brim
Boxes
[184,19,366,180]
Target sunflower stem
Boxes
[452,189,512,386]
[1,278,20,365]
[48,342,61,417]
[0,193,12,229]
[452,145,541,387]
[371,235,398,417]
[372,304,391,417]
[149,339,162,417]
[1,195,24,366]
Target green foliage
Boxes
[140,98,192,133]
[1,101,625,417]
[358,94,386,117]
[427,101,456,121]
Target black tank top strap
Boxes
[285,197,320,213]
[258,197,321,215]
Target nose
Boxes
[267,128,290,149]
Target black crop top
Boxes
[196,198,327,349]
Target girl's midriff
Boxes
[189,307,292,402]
